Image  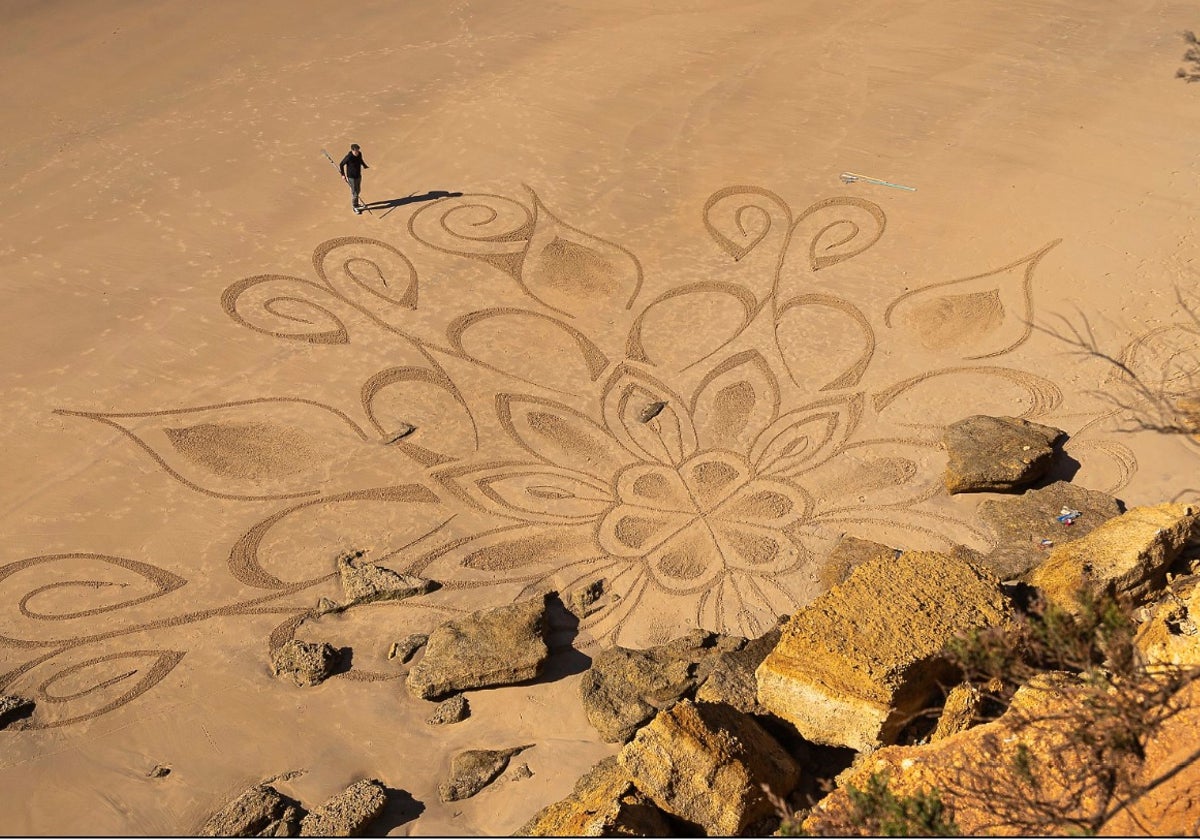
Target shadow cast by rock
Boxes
[363,787,424,836]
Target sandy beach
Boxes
[3,0,1200,833]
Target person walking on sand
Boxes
[339,144,369,214]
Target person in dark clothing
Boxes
[339,144,369,214]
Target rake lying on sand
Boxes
[839,171,917,191]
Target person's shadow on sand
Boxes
[365,190,463,217]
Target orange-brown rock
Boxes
[617,700,799,836]
[1134,574,1200,670]
[756,551,1009,751]
[1028,503,1198,612]
[803,673,1114,836]
[516,756,671,837]
[930,682,982,742]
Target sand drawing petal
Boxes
[803,439,944,515]
[883,240,1061,360]
[408,192,534,279]
[447,307,609,396]
[0,554,186,648]
[1111,322,1200,394]
[222,274,350,344]
[362,365,478,467]
[9,648,186,729]
[312,237,420,334]
[774,294,876,392]
[640,519,726,594]
[518,191,643,319]
[496,394,634,481]
[750,394,864,478]
[412,523,601,588]
[690,350,781,451]
[1063,438,1138,496]
[791,196,887,272]
[600,365,698,467]
[871,366,1062,434]
[703,185,793,264]
[435,461,613,524]
[698,573,797,640]
[56,399,379,501]
[625,282,758,371]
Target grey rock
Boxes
[338,551,434,605]
[638,401,667,423]
[439,745,532,802]
[943,415,1065,494]
[695,622,784,715]
[427,694,469,725]
[383,423,416,444]
[978,480,1124,579]
[0,695,35,730]
[579,629,746,743]
[387,633,427,663]
[199,784,304,837]
[148,764,171,779]
[314,597,343,616]
[271,640,338,687]
[406,595,549,700]
[298,779,388,837]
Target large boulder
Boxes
[579,630,745,743]
[271,640,339,687]
[517,756,672,837]
[439,745,531,802]
[942,415,1065,494]
[978,481,1124,579]
[338,551,434,605]
[756,551,1009,751]
[617,700,800,836]
[298,779,387,837]
[407,595,549,700]
[1028,503,1198,612]
[199,784,304,837]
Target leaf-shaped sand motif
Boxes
[314,236,419,319]
[221,274,349,344]
[25,649,185,729]
[883,240,1061,359]
[518,192,643,319]
[55,399,376,500]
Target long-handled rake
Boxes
[839,171,917,192]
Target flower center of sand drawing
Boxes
[596,452,809,590]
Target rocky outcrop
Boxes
[427,695,469,725]
[567,579,606,619]
[338,551,434,605]
[756,550,1009,751]
[298,779,387,837]
[517,756,671,837]
[200,784,305,837]
[579,630,745,742]
[978,481,1124,579]
[1134,575,1200,670]
[271,640,339,687]
[0,695,35,730]
[694,622,783,716]
[803,674,1088,836]
[617,700,800,836]
[407,595,549,700]
[942,415,1065,494]
[439,745,532,802]
[1028,503,1198,612]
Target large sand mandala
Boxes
[3,185,1167,730]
